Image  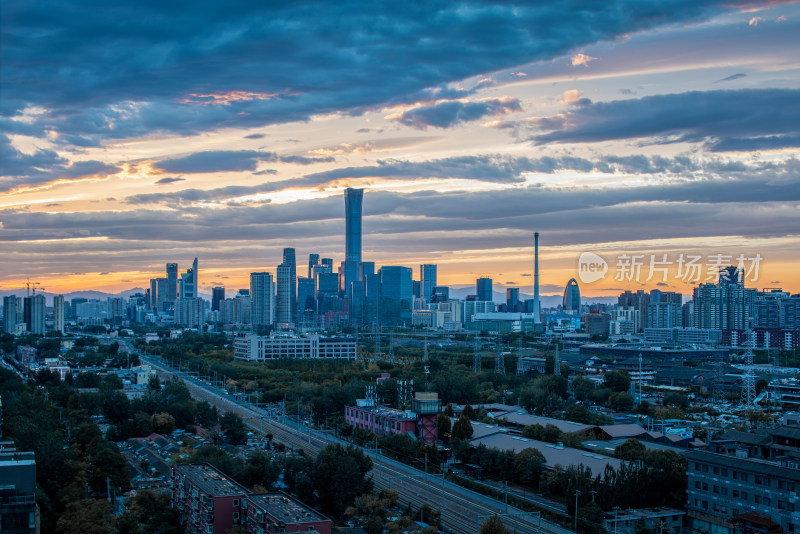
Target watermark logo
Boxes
[578,252,608,283]
[576,252,763,285]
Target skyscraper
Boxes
[379,266,413,326]
[166,263,178,301]
[563,278,581,312]
[283,248,297,320]
[276,263,293,325]
[250,272,274,328]
[420,264,437,302]
[3,295,18,333]
[179,258,198,300]
[345,188,363,263]
[24,294,45,335]
[308,254,320,278]
[297,277,317,325]
[477,277,493,302]
[212,287,225,312]
[53,294,65,334]
[506,288,520,312]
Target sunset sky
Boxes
[2,0,799,298]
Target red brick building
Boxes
[173,464,249,534]
[172,464,332,534]
[245,493,331,534]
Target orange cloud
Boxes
[571,53,598,67]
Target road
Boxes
[138,351,574,534]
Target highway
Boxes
[137,351,574,534]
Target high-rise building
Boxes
[276,263,293,325]
[618,289,648,328]
[308,254,320,279]
[533,232,541,323]
[283,248,297,320]
[360,261,375,279]
[563,278,581,312]
[420,264,437,302]
[477,277,493,302]
[166,263,178,301]
[344,188,363,263]
[70,297,87,318]
[179,258,198,300]
[379,266,413,326]
[250,272,274,328]
[53,295,65,334]
[692,266,757,331]
[3,295,18,334]
[155,278,169,312]
[297,277,317,325]
[212,287,225,312]
[506,287,520,312]
[23,294,45,335]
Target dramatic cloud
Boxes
[531,88,800,151]
[391,97,522,129]
[1,1,754,142]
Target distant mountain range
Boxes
[0,286,622,306]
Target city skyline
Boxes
[2,1,799,296]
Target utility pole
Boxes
[574,489,581,532]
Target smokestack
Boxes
[533,232,541,323]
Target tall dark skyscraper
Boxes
[308,253,320,278]
[477,277,493,301]
[420,264,437,302]
[166,263,178,301]
[283,248,297,320]
[345,188,363,263]
[212,286,225,311]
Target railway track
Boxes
[145,356,574,534]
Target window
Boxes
[703,483,709,491]
[233,499,239,507]
[695,482,701,489]
[233,512,239,521]
[702,501,709,510]
[722,469,728,476]
[713,486,719,494]
[714,467,719,475]
[733,490,739,498]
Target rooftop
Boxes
[248,492,327,524]
[175,464,249,497]
[686,450,800,481]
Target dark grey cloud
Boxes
[714,73,746,83]
[393,97,522,129]
[155,177,185,185]
[152,150,333,174]
[1,1,753,146]
[531,89,800,151]
[0,134,122,191]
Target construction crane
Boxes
[26,278,44,296]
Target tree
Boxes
[314,444,373,517]
[151,412,176,434]
[608,391,634,412]
[662,392,689,410]
[614,439,646,461]
[436,413,452,442]
[755,378,768,395]
[238,451,280,490]
[56,499,115,534]
[462,403,477,420]
[119,489,182,534]
[451,415,474,440]
[479,514,508,534]
[220,412,247,445]
[444,403,455,417]
[513,448,546,488]
[603,371,631,393]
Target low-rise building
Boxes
[244,493,331,534]
[172,463,249,534]
[685,443,800,534]
[602,507,684,534]
[0,443,38,534]
[234,333,356,361]
[344,400,417,438]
